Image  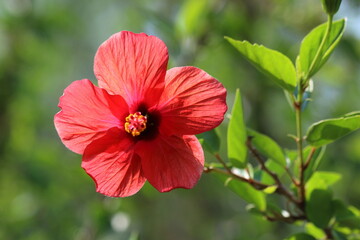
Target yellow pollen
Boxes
[124,112,147,137]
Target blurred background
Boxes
[0,0,360,239]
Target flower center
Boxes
[124,112,147,137]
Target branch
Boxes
[246,137,300,206]
[323,227,334,240]
[265,213,306,224]
[203,166,269,190]
[304,147,317,169]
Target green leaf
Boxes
[332,230,348,240]
[246,204,264,216]
[223,177,266,211]
[226,179,266,211]
[261,159,286,185]
[284,233,317,240]
[306,113,360,147]
[344,111,360,117]
[291,146,326,180]
[247,129,287,166]
[266,202,284,219]
[228,89,247,168]
[338,216,360,231]
[306,171,341,199]
[197,129,220,154]
[299,18,346,78]
[225,37,296,92]
[262,185,278,194]
[307,146,326,171]
[306,189,334,228]
[333,200,360,230]
[305,223,326,239]
[303,146,327,181]
[349,206,360,217]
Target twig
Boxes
[203,166,269,190]
[285,166,300,186]
[214,153,232,172]
[294,88,306,211]
[323,227,334,240]
[246,137,300,206]
[304,147,317,169]
[265,213,306,224]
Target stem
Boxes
[246,137,300,205]
[265,214,306,224]
[211,153,269,190]
[323,227,334,240]
[204,165,269,190]
[304,147,317,169]
[295,92,306,210]
[285,166,300,186]
[296,15,334,211]
[214,153,232,172]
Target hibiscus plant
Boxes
[54,0,360,239]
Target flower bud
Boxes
[321,0,342,15]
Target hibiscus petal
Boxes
[54,79,128,154]
[157,67,227,135]
[136,135,204,192]
[82,128,146,197]
[94,31,168,110]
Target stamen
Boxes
[124,112,147,137]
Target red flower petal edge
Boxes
[82,128,146,197]
[54,79,128,154]
[54,31,227,197]
[136,135,204,192]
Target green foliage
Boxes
[225,38,297,92]
[247,128,286,167]
[198,129,220,154]
[262,185,277,194]
[227,89,247,168]
[285,233,317,240]
[333,200,360,230]
[306,189,334,228]
[260,160,285,185]
[332,230,349,240]
[305,171,341,199]
[223,177,266,211]
[290,146,326,181]
[265,202,283,218]
[303,146,327,181]
[305,223,326,239]
[299,18,346,78]
[306,112,360,147]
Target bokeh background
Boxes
[1,0,360,239]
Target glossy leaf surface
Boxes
[225,38,296,92]
[285,233,317,240]
[306,189,334,228]
[299,18,346,78]
[247,128,286,167]
[306,112,360,147]
[198,129,220,154]
[228,89,247,168]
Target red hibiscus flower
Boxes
[54,31,227,197]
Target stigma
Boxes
[124,112,147,137]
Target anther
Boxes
[124,112,147,137]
